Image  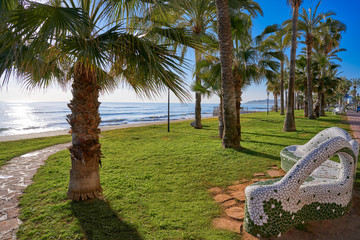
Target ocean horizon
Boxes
[0,101,272,136]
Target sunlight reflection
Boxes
[4,103,46,135]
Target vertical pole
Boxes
[168,88,170,132]
[267,91,269,115]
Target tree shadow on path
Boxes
[71,199,143,240]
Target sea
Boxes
[0,102,271,136]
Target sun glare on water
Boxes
[3,103,46,136]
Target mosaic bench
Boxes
[281,127,355,172]
[244,128,359,238]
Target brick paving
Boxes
[0,143,71,240]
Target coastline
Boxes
[0,118,211,142]
[0,111,259,142]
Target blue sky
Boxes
[1,0,359,103]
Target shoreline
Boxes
[0,118,210,142]
[0,111,259,143]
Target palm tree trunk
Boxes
[303,78,308,117]
[274,93,278,112]
[280,60,285,115]
[306,34,316,119]
[194,49,202,129]
[320,90,326,116]
[296,92,300,110]
[67,63,102,201]
[283,2,299,132]
[219,95,224,138]
[215,0,240,149]
[285,90,288,109]
[235,76,241,139]
[315,90,321,117]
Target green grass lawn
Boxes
[12,111,358,240]
[0,135,71,167]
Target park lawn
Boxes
[15,111,357,240]
[0,135,71,167]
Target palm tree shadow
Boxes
[71,199,143,240]
[236,148,280,161]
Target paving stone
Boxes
[228,183,251,192]
[222,199,238,208]
[271,165,280,170]
[0,190,8,196]
[5,208,19,219]
[208,187,222,195]
[212,218,242,233]
[1,231,13,240]
[213,194,233,203]
[253,173,266,177]
[0,219,18,233]
[230,191,246,202]
[242,230,260,240]
[266,169,286,178]
[225,207,245,220]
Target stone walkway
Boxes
[0,143,71,240]
[346,110,360,140]
[211,167,286,239]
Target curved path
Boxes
[0,143,71,240]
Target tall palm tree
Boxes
[295,55,308,115]
[1,0,196,200]
[267,78,280,112]
[194,55,223,137]
[261,27,290,115]
[163,0,216,129]
[294,1,334,118]
[215,0,239,148]
[283,0,302,132]
[315,17,346,115]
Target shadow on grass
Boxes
[71,199,143,240]
[242,131,308,141]
[246,140,288,148]
[237,148,280,161]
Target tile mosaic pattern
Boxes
[244,127,359,238]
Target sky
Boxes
[1,0,359,103]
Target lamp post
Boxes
[267,91,269,115]
[168,88,170,132]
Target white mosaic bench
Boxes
[244,127,359,238]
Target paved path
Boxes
[346,111,360,140]
[0,143,71,240]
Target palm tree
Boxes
[315,17,346,116]
[261,27,290,115]
[1,0,196,200]
[350,78,360,111]
[194,55,223,137]
[283,0,302,132]
[335,77,351,109]
[267,78,280,112]
[162,0,216,129]
[295,55,308,115]
[215,0,239,148]
[295,1,335,119]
